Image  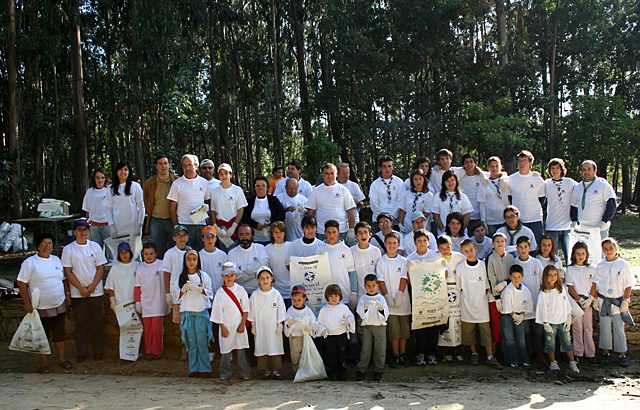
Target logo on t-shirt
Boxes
[529,184,534,188]
[272,302,277,308]
[228,196,234,201]
[341,253,346,259]
[335,192,341,198]
[396,266,402,272]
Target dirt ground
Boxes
[1,344,639,410]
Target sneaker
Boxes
[619,356,631,368]
[356,371,365,381]
[260,371,271,380]
[427,355,438,365]
[549,361,560,372]
[390,356,400,368]
[471,352,479,365]
[272,371,283,380]
[416,353,427,366]
[62,360,72,370]
[373,372,383,381]
[443,354,453,362]
[568,361,580,374]
[486,357,502,369]
[455,354,465,362]
[509,363,518,369]
[600,354,611,365]
[39,365,51,374]
[522,362,531,368]
[399,355,409,367]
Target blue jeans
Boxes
[523,221,543,250]
[181,310,213,374]
[150,217,174,259]
[545,230,570,265]
[544,323,573,354]
[184,224,204,251]
[89,225,111,259]
[500,314,528,366]
[524,319,544,355]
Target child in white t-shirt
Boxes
[134,243,167,359]
[199,225,228,294]
[162,225,191,322]
[535,234,564,277]
[265,221,292,305]
[324,219,358,308]
[499,264,532,368]
[317,284,355,381]
[284,285,317,372]
[470,222,493,260]
[436,234,465,363]
[355,274,389,381]
[565,242,596,360]
[445,212,468,252]
[351,222,382,298]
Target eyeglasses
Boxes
[379,220,391,226]
[201,166,213,170]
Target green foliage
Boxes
[302,136,341,183]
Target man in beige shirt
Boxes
[144,154,178,258]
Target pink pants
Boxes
[571,307,595,358]
[143,316,164,357]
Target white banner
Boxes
[568,226,602,265]
[290,253,333,316]
[438,281,462,347]
[115,302,144,361]
[406,258,449,330]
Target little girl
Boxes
[431,171,473,235]
[317,284,355,381]
[445,212,468,252]
[211,262,250,381]
[565,242,596,361]
[266,222,293,307]
[178,250,214,377]
[593,237,635,367]
[134,242,167,359]
[284,284,317,372]
[536,234,564,277]
[249,266,286,379]
[535,265,579,373]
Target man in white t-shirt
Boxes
[429,149,466,192]
[273,160,314,198]
[507,150,545,246]
[544,158,577,263]
[167,154,212,251]
[570,160,617,239]
[200,159,221,196]
[61,219,108,362]
[277,178,308,241]
[227,225,269,295]
[458,153,487,227]
[369,155,406,229]
[338,163,365,223]
[306,163,357,245]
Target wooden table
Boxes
[11,215,80,255]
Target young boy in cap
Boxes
[284,284,317,372]
[199,225,228,294]
[162,225,190,315]
[403,211,437,256]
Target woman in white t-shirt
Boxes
[211,163,248,251]
[242,176,285,245]
[431,170,473,235]
[398,169,434,234]
[17,233,72,373]
[82,168,110,249]
[105,161,145,239]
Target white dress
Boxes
[249,288,286,356]
[210,283,250,354]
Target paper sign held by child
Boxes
[406,259,449,330]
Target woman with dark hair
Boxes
[242,176,286,245]
[105,161,145,240]
[430,170,473,235]
[17,232,72,373]
[397,169,434,233]
[82,168,110,249]
[404,157,437,194]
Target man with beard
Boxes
[227,225,269,296]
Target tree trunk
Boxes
[129,0,145,181]
[290,0,312,144]
[207,2,222,165]
[270,0,284,166]
[547,0,560,158]
[633,158,640,205]
[49,63,61,196]
[621,161,632,214]
[6,0,21,217]
[495,0,508,66]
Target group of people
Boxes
[16,149,634,380]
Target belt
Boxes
[89,221,108,226]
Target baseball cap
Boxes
[201,159,214,168]
[256,266,273,278]
[173,225,188,235]
[411,211,427,222]
[202,225,217,237]
[218,163,233,173]
[72,218,89,229]
[291,284,307,296]
[221,261,239,276]
[117,242,132,253]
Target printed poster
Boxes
[406,258,449,330]
[438,281,462,347]
[115,302,144,361]
[290,253,333,315]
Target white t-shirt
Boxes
[266,242,292,298]
[472,237,493,260]
[251,197,272,242]
[289,237,327,258]
[429,166,465,192]
[179,270,213,312]
[61,240,107,298]
[456,260,490,323]
[459,174,484,220]
[17,254,66,309]
[535,287,572,325]
[571,177,616,227]
[507,172,545,223]
[326,242,356,304]
[82,187,109,223]
[356,293,389,326]
[134,260,167,318]
[404,177,438,195]
[369,176,406,220]
[249,288,286,356]
[104,261,139,305]
[317,303,355,336]
[403,230,437,256]
[228,243,269,294]
[351,244,382,296]
[398,191,434,228]
[517,256,544,318]
[441,251,466,283]
[593,258,635,315]
[277,193,307,241]
[431,192,473,234]
[285,305,317,337]
[565,265,596,296]
[371,230,404,255]
[211,184,247,222]
[166,176,211,225]
[500,282,533,315]
[544,177,577,230]
[210,283,250,354]
[496,224,538,252]
[477,174,510,225]
[274,177,314,199]
[340,180,365,223]
[376,254,410,315]
[535,255,564,277]
[162,245,189,301]
[206,177,221,194]
[105,182,145,234]
[199,248,228,293]
[306,183,356,234]
[449,234,468,253]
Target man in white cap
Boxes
[211,162,248,251]
[200,159,221,194]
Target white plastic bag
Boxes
[9,288,51,354]
[12,236,28,252]
[293,333,326,382]
[1,223,22,252]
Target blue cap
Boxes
[411,211,427,222]
[72,218,89,229]
[117,242,132,253]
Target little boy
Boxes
[162,225,191,316]
[514,236,544,362]
[284,284,317,372]
[289,215,327,258]
[470,222,493,260]
[199,225,228,294]
[486,232,515,352]
[210,262,250,381]
[376,232,409,367]
[500,264,533,368]
[436,235,465,362]
[356,274,389,381]
[371,213,404,256]
[351,222,382,298]
[403,211,437,256]
[324,220,358,308]
[457,239,501,368]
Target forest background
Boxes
[1,0,639,219]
